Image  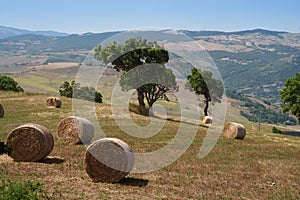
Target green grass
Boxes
[15,74,59,93]
[14,72,72,94]
[0,91,299,199]
[0,172,51,200]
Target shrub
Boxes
[272,127,282,134]
[59,81,102,103]
[0,141,12,156]
[0,76,23,92]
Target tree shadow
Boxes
[117,177,149,187]
[281,131,300,137]
[165,117,209,128]
[38,157,65,164]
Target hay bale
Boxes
[222,122,246,140]
[85,138,134,183]
[57,116,94,144]
[6,123,54,162]
[0,104,4,118]
[202,116,212,124]
[47,97,62,108]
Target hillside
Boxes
[0,31,119,54]
[0,91,300,199]
[0,28,299,103]
[0,61,296,128]
[226,90,297,125]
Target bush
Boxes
[59,81,103,103]
[74,86,103,103]
[0,76,23,92]
[272,127,282,134]
[0,141,12,156]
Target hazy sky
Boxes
[1,0,300,33]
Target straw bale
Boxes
[85,138,134,183]
[47,97,62,108]
[6,123,54,162]
[57,116,94,144]
[222,122,246,140]
[202,116,212,124]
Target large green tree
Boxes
[186,68,224,116]
[280,72,300,121]
[94,38,171,111]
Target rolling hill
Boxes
[0,27,300,103]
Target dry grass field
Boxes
[0,90,299,199]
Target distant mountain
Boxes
[231,28,288,36]
[0,28,291,52]
[182,28,288,38]
[0,31,120,52]
[0,25,68,39]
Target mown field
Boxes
[0,90,299,199]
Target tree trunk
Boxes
[204,100,209,116]
[137,88,147,115]
[148,101,154,109]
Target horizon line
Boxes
[1,25,299,35]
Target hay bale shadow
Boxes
[118,177,149,187]
[38,157,65,164]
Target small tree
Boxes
[59,81,102,103]
[186,68,224,116]
[280,72,300,121]
[0,76,23,92]
[94,37,169,111]
[59,81,77,98]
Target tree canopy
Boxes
[94,38,169,71]
[186,68,224,116]
[0,76,23,92]
[119,63,178,108]
[59,80,102,103]
[94,37,175,112]
[280,72,300,121]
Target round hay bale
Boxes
[47,97,62,108]
[57,116,94,144]
[0,104,4,118]
[202,116,212,124]
[6,123,54,162]
[222,122,246,140]
[85,138,134,183]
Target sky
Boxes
[1,0,300,33]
